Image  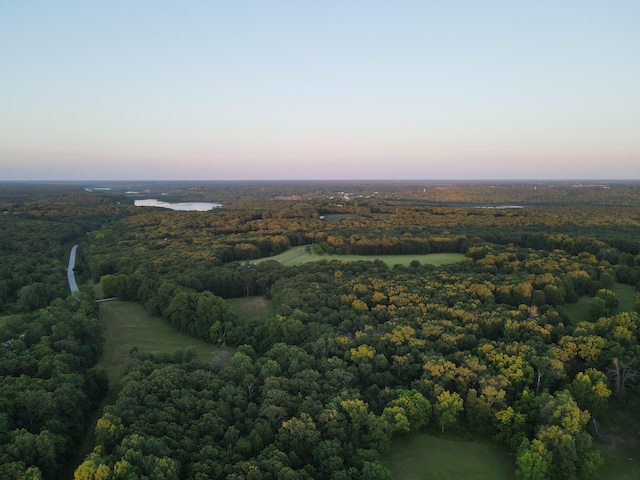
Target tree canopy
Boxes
[1,181,639,479]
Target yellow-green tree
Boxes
[515,438,551,480]
[434,390,463,432]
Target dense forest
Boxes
[1,181,639,479]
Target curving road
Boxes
[67,244,80,298]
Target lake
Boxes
[134,199,222,211]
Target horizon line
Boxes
[2,178,640,184]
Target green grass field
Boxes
[561,283,637,325]
[96,293,277,398]
[97,300,228,397]
[382,433,515,480]
[68,300,231,477]
[321,213,393,223]
[596,445,640,480]
[321,213,361,223]
[227,295,276,321]
[594,393,640,480]
[255,245,465,267]
[611,282,638,312]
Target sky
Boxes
[1,1,639,181]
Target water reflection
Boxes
[134,199,221,211]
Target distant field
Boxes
[321,213,361,223]
[382,433,515,480]
[561,283,637,325]
[321,213,393,223]
[255,245,464,267]
[98,300,229,398]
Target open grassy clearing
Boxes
[612,282,638,312]
[333,252,464,267]
[98,300,229,398]
[254,245,310,265]
[561,295,592,325]
[93,281,105,298]
[227,295,276,321]
[382,433,515,480]
[561,283,637,325]
[597,444,640,480]
[593,393,640,480]
[255,245,465,267]
[321,213,361,223]
[321,213,393,223]
[69,299,230,478]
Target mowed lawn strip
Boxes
[98,299,226,398]
[255,246,465,267]
[382,433,515,480]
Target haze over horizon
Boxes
[1,1,639,182]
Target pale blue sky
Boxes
[1,1,639,181]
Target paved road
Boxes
[68,245,79,297]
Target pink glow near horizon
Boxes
[1,2,639,180]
